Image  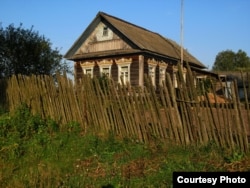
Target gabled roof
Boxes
[65,11,206,69]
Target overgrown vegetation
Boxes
[0,24,71,78]
[212,49,250,71]
[196,78,213,95]
[0,105,250,187]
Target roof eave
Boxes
[66,49,142,61]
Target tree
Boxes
[0,23,71,78]
[212,49,250,71]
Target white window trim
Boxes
[147,58,158,86]
[172,65,178,88]
[97,59,113,78]
[80,61,95,78]
[148,65,156,86]
[159,67,166,86]
[82,67,94,78]
[115,58,132,85]
[158,61,168,86]
[118,63,131,85]
[100,65,112,77]
[195,75,207,87]
[182,67,187,83]
[103,26,108,36]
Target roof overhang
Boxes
[190,66,219,79]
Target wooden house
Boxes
[217,72,250,100]
[64,11,215,87]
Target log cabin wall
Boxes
[74,54,179,88]
[130,55,140,86]
[74,55,141,86]
[144,59,149,86]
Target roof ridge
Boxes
[98,11,161,36]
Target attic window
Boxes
[103,26,108,36]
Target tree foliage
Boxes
[212,49,250,71]
[0,23,71,78]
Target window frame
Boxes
[115,58,132,85]
[80,61,95,78]
[159,67,166,86]
[82,67,94,78]
[103,26,108,37]
[148,64,156,86]
[100,65,112,77]
[119,65,130,84]
[97,59,113,78]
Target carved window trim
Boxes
[158,61,168,86]
[97,59,113,77]
[80,61,95,78]
[115,58,132,85]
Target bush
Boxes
[0,104,58,159]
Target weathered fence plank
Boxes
[1,70,249,153]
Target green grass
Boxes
[0,104,250,187]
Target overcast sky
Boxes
[1,0,250,70]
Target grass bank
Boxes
[0,105,250,187]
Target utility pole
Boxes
[180,0,184,70]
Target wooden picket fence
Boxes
[0,67,249,153]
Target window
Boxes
[195,76,206,87]
[148,65,156,86]
[116,58,132,85]
[120,66,129,84]
[173,72,178,88]
[159,67,166,86]
[103,26,108,36]
[80,61,95,78]
[82,67,93,78]
[101,67,111,77]
[97,59,113,78]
